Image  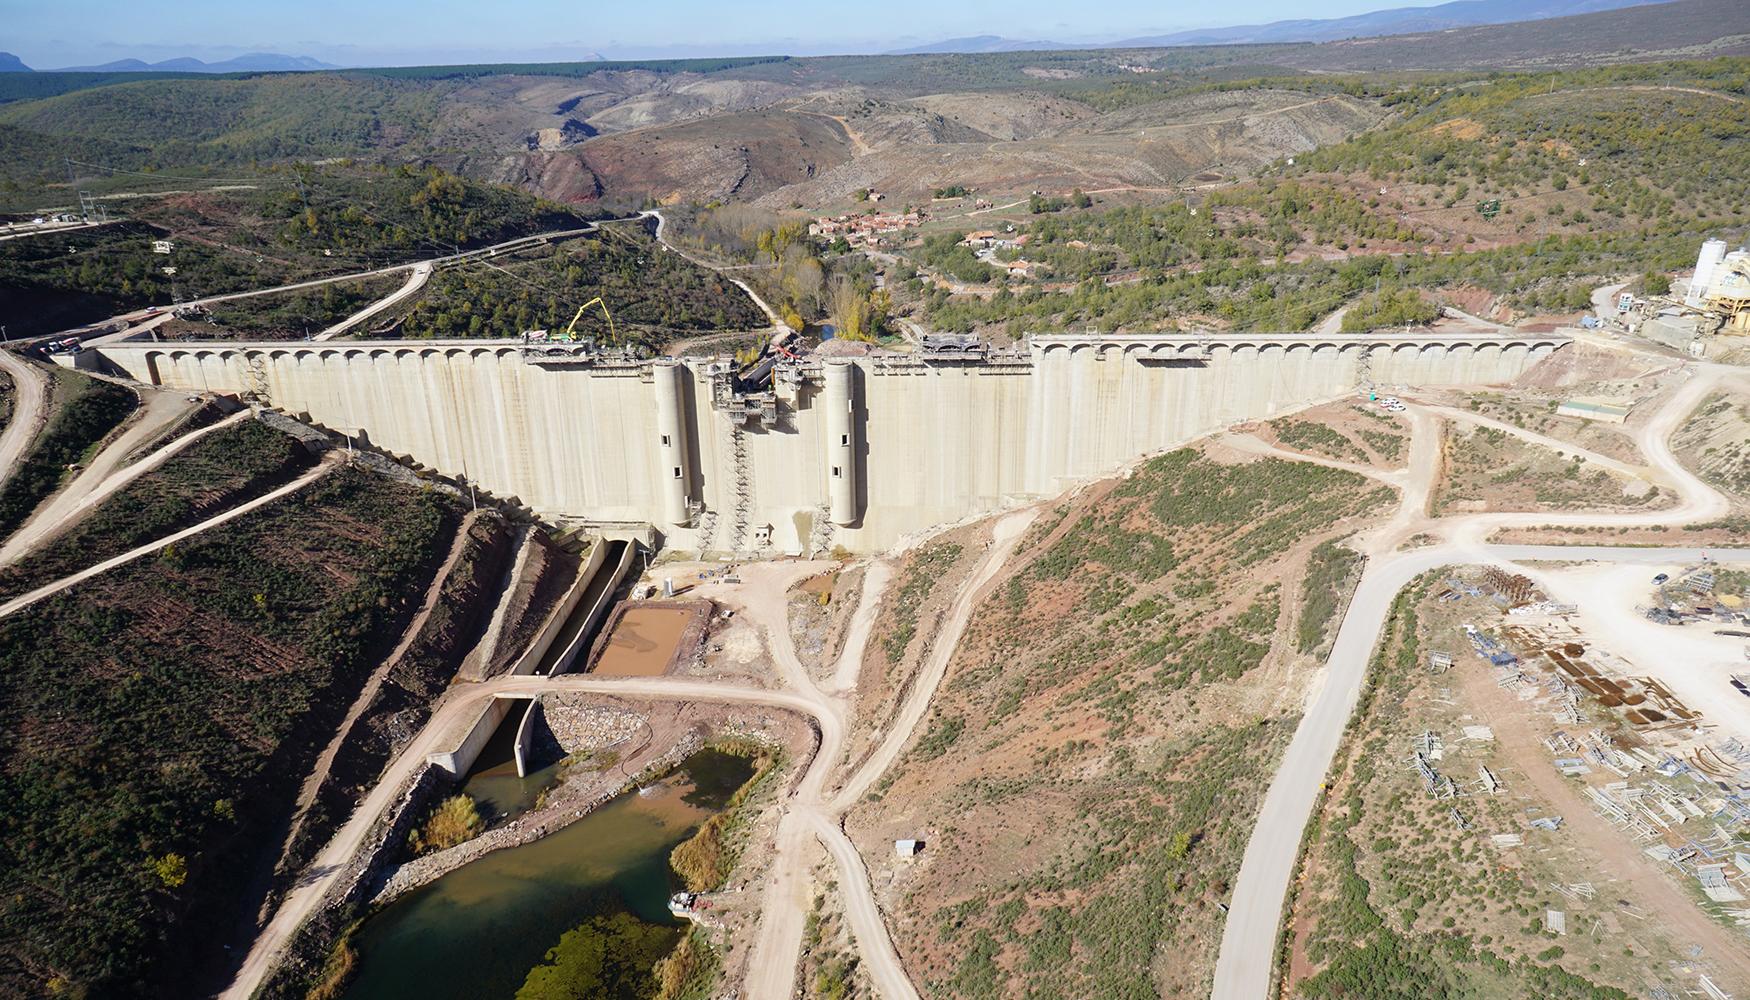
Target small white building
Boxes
[1555,397,1632,424]
[894,839,922,857]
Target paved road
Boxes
[0,351,48,496]
[0,219,107,243]
[77,266,419,347]
[314,262,432,340]
[1210,363,1742,1000]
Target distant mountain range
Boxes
[886,36,1077,54]
[895,0,1670,53]
[20,53,341,73]
[0,0,1686,73]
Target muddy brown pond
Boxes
[339,748,753,999]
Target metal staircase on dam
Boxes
[809,501,836,557]
[728,424,754,554]
[695,506,718,558]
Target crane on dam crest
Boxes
[566,297,616,344]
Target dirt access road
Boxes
[1212,363,1744,1000]
[0,406,251,568]
[314,262,432,340]
[736,510,1035,1000]
[70,224,607,347]
[0,351,48,495]
[0,456,338,618]
[645,209,789,333]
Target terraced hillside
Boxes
[0,401,468,999]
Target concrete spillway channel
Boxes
[537,539,637,677]
[428,536,638,781]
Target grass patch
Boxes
[1274,419,1368,463]
[406,794,485,858]
[653,928,719,1000]
[668,746,776,892]
[881,542,965,664]
[1299,537,1363,654]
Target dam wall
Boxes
[98,331,1562,553]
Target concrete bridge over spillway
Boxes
[94,329,1566,554]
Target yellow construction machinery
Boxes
[562,297,615,343]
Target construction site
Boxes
[1287,555,1750,1000]
[1616,239,1750,362]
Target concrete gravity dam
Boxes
[96,330,1565,553]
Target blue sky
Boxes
[4,0,1394,68]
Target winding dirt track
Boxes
[71,224,607,346]
[740,512,1034,1000]
[314,262,432,340]
[0,407,251,568]
[1212,363,1744,1000]
[0,458,338,618]
[0,351,48,495]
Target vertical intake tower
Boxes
[823,359,858,526]
[653,360,692,525]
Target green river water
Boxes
[339,748,753,1000]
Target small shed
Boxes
[894,839,924,857]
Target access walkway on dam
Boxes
[92,327,1568,555]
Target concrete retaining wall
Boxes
[98,331,1563,553]
[549,539,637,677]
[507,538,607,676]
[513,699,539,778]
[425,695,518,779]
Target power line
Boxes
[62,159,270,187]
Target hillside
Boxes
[0,75,451,163]
[0,163,617,336]
[0,405,467,998]
[883,69,1750,338]
[847,446,1394,999]
[1268,0,1750,71]
[0,1,1743,217]
[1117,0,1670,46]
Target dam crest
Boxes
[95,330,1565,554]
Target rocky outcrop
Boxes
[525,118,598,151]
